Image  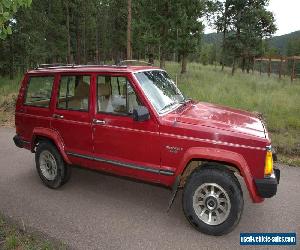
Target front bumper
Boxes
[254,168,280,198]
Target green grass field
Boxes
[0,63,299,165]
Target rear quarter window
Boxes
[24,76,54,108]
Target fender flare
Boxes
[177,147,263,203]
[31,127,71,164]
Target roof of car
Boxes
[27,65,161,74]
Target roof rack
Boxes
[34,63,128,70]
[35,63,74,69]
[118,60,152,66]
[34,60,153,70]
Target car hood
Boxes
[175,102,266,138]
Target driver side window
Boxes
[97,76,141,115]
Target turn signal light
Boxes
[264,150,273,176]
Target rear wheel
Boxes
[35,142,71,188]
[182,168,243,235]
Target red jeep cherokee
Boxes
[13,64,280,235]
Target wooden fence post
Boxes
[283,58,286,78]
[268,57,271,77]
[260,59,262,75]
[279,57,283,79]
[291,57,295,82]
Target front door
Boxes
[51,73,93,167]
[92,74,161,182]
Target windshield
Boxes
[135,70,185,114]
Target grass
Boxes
[0,215,66,250]
[0,75,21,126]
[0,63,299,165]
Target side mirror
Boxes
[133,106,150,122]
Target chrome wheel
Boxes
[193,183,231,226]
[39,150,57,181]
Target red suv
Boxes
[13,64,280,235]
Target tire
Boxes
[61,162,72,185]
[182,168,244,236]
[35,141,71,189]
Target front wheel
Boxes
[182,168,244,235]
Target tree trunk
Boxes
[96,40,99,64]
[241,56,245,72]
[221,0,229,71]
[66,0,71,64]
[246,57,250,73]
[96,20,99,64]
[158,44,161,62]
[76,26,81,64]
[231,57,236,75]
[127,0,132,60]
[83,15,87,64]
[9,36,14,80]
[181,53,188,74]
[160,53,165,68]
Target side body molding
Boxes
[177,147,263,203]
[31,127,71,164]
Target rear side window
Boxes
[57,75,90,111]
[24,76,54,108]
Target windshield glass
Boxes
[135,70,185,114]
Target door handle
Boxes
[53,114,64,119]
[93,119,106,125]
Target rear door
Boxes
[51,73,93,167]
[19,74,55,142]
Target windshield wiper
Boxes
[179,97,192,104]
[161,102,176,112]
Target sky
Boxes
[204,0,300,36]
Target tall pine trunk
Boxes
[83,15,87,64]
[232,13,241,76]
[66,0,71,64]
[246,57,250,73]
[160,53,165,68]
[181,53,188,74]
[96,23,99,64]
[242,56,246,72]
[9,36,14,80]
[127,0,132,60]
[232,57,236,75]
[221,0,229,71]
[76,24,81,64]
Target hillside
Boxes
[266,30,300,55]
[203,30,300,55]
[202,32,222,45]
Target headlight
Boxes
[264,146,273,176]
